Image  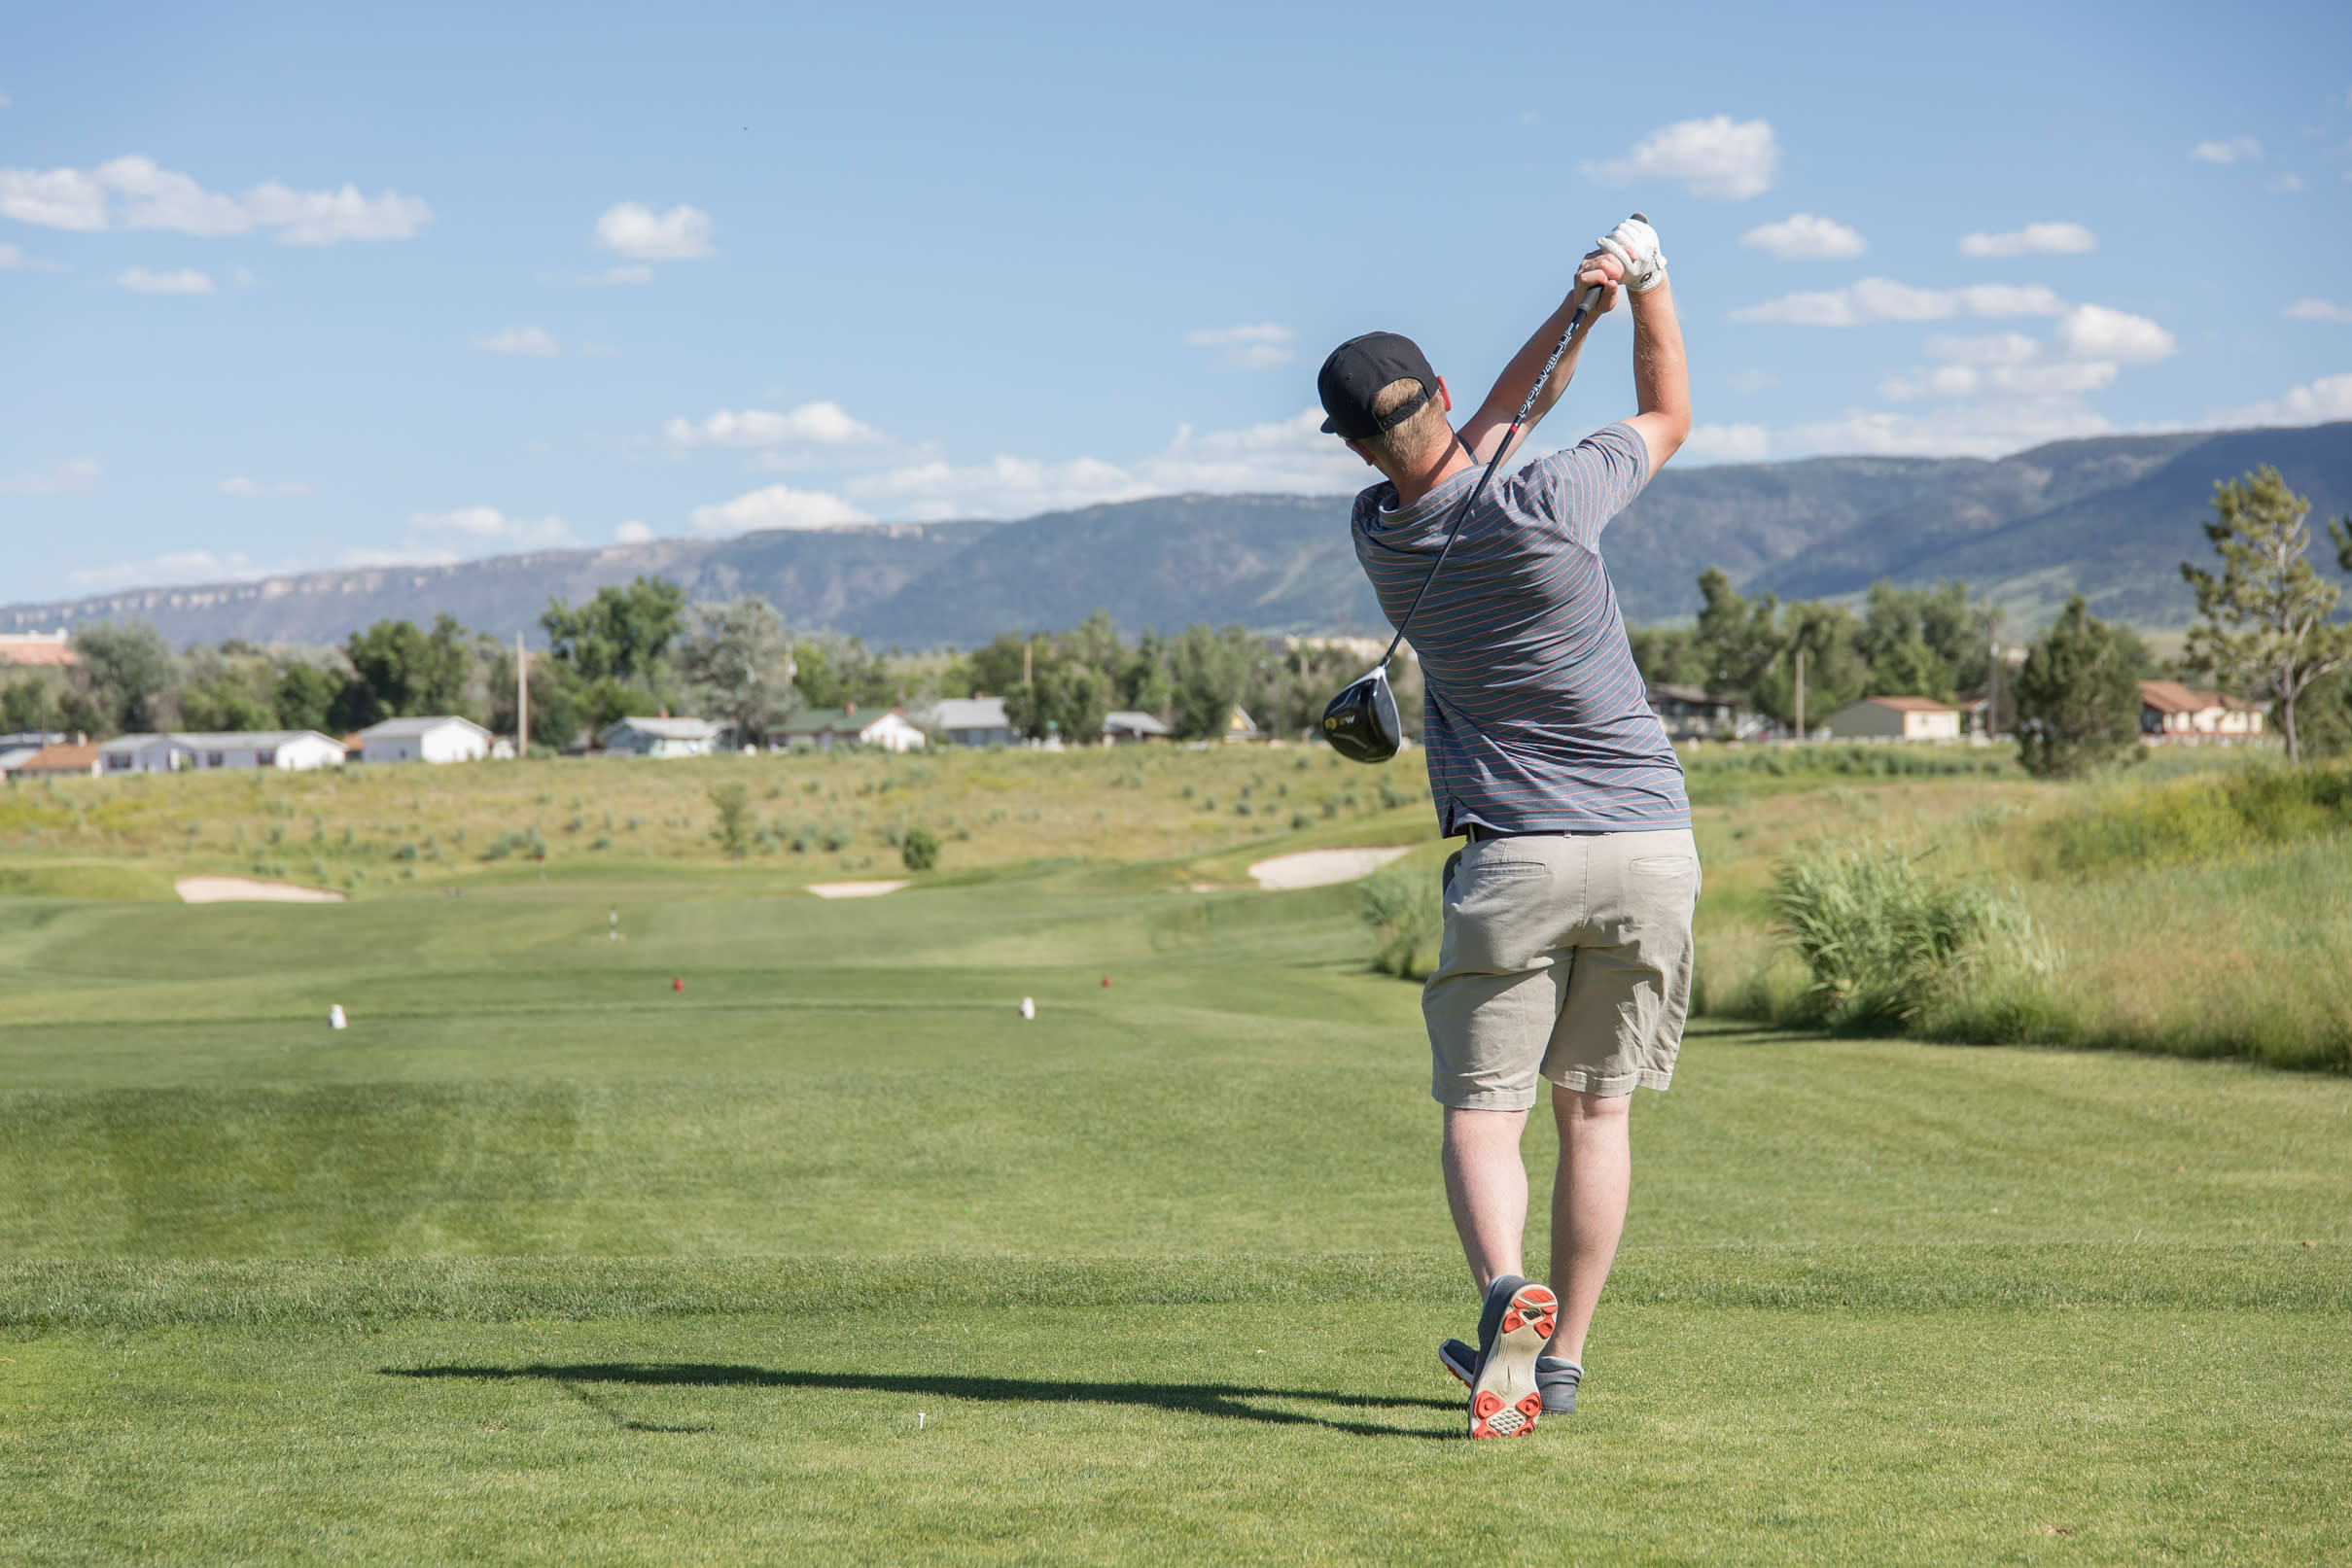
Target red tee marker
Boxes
[672,977,685,993]
[1101,976,1111,988]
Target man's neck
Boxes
[1386,433,1474,511]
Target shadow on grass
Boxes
[385,1362,1459,1440]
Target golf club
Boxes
[1320,216,1643,764]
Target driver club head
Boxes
[1322,666,1402,764]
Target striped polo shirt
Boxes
[1351,421,1688,835]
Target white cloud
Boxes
[686,484,869,534]
[663,401,882,451]
[2287,299,2352,323]
[1784,402,2120,459]
[1187,323,1297,367]
[2266,173,2305,194]
[219,476,310,498]
[119,266,213,294]
[474,325,559,356]
[0,241,47,269]
[0,457,100,495]
[614,520,654,544]
[243,181,431,244]
[67,548,268,591]
[1958,222,2096,257]
[1739,213,1865,260]
[1732,277,2069,327]
[842,409,1367,520]
[0,156,430,241]
[2052,303,2175,366]
[0,166,107,229]
[593,264,652,285]
[1725,368,1778,393]
[593,201,712,261]
[406,506,576,549]
[1585,116,1777,200]
[1678,424,1771,463]
[2209,372,2352,429]
[2191,136,2262,163]
[97,155,250,235]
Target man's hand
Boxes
[1595,216,1667,293]
[1574,250,1623,316]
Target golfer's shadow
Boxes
[384,1362,1458,1440]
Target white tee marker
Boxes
[329,1004,347,1029]
[1019,997,1036,1021]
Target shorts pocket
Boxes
[1630,855,1696,876]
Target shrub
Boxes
[901,826,940,872]
[1769,845,2040,1032]
[708,783,753,859]
[2049,763,2352,872]
[1359,857,1444,979]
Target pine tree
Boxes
[2180,467,2352,764]
[2014,595,2142,778]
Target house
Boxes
[1222,706,1266,743]
[1645,682,1748,742]
[1823,696,1963,743]
[923,696,1018,748]
[0,631,78,670]
[599,716,726,757]
[2139,680,2266,744]
[8,742,102,778]
[1102,710,1173,744]
[99,731,347,773]
[769,704,927,753]
[357,715,496,765]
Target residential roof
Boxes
[1646,682,1725,707]
[925,697,1012,730]
[0,747,44,773]
[358,715,494,739]
[603,716,724,740]
[1103,710,1172,736]
[2137,679,2256,714]
[0,632,79,668]
[13,743,101,774]
[157,731,344,749]
[1860,695,1958,714]
[772,706,905,735]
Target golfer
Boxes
[1318,218,1694,1439]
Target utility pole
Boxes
[515,631,529,757]
[1022,636,1033,688]
[1794,645,1806,742]
[1984,613,2003,741]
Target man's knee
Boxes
[1553,1088,1632,1128]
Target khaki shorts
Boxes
[1422,828,1700,1108]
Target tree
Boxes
[1751,601,1867,731]
[334,615,474,730]
[790,634,894,711]
[1167,623,1257,739]
[273,660,340,732]
[2181,467,2352,764]
[1691,568,1781,705]
[2014,595,2144,778]
[71,621,176,734]
[901,826,940,872]
[2,676,53,732]
[542,576,685,684]
[677,597,792,741]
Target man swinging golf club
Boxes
[1318,215,1695,1439]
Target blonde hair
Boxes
[1358,376,1453,470]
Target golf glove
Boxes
[1596,216,1667,293]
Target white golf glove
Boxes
[1595,216,1667,293]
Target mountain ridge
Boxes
[7,423,2346,647]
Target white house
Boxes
[1823,696,1963,743]
[769,705,927,752]
[600,716,726,757]
[100,731,347,773]
[357,715,496,765]
[2138,680,2265,745]
[1102,710,1173,744]
[923,697,1018,748]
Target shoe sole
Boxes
[1467,1282,1557,1439]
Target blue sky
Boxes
[4,0,2348,604]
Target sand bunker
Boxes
[807,880,912,899]
[1246,847,1414,890]
[176,876,346,905]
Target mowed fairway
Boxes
[3,862,2349,1563]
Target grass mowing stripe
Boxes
[6,1244,2343,1331]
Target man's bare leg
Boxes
[1441,1106,1529,1291]
[1545,1088,1632,1365]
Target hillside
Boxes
[6,423,2346,646]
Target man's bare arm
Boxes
[1455,255,1623,467]
[1623,274,1691,470]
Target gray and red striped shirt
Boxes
[1351,421,1688,835]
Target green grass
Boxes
[3,854,2350,1562]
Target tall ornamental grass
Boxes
[1359,857,1444,980]
[1765,846,2049,1033]
[2047,762,2352,873]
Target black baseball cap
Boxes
[1317,331,1440,439]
